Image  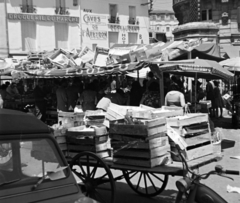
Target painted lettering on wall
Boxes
[108,24,139,32]
[83,28,107,40]
[83,14,106,24]
[83,9,92,13]
[7,13,79,23]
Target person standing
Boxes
[66,79,79,111]
[80,82,97,112]
[33,80,48,122]
[128,81,143,106]
[213,80,224,118]
[206,79,215,117]
[165,83,186,108]
[56,79,68,112]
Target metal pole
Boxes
[4,0,10,57]
[195,72,197,113]
[79,0,83,49]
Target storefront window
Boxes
[21,21,36,52]
[55,23,69,49]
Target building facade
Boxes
[0,0,150,58]
[80,0,150,50]
[172,0,240,47]
[149,10,179,42]
[0,0,81,58]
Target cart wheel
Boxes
[123,170,168,197]
[70,151,115,203]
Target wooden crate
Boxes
[66,126,111,158]
[109,117,166,138]
[166,113,213,161]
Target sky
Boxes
[153,0,173,11]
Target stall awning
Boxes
[221,45,240,58]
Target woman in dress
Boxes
[213,81,224,118]
[140,81,160,108]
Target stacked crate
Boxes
[66,126,110,158]
[166,113,213,161]
[109,117,171,168]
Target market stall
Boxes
[151,58,234,112]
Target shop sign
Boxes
[108,24,139,32]
[7,13,79,23]
[84,28,107,40]
[83,14,106,24]
[180,65,211,73]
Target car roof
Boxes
[0,109,50,135]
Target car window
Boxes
[0,138,67,186]
[21,139,66,179]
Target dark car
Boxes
[0,109,86,203]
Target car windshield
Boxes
[0,137,67,187]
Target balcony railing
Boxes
[20,5,37,13]
[128,17,139,25]
[55,7,70,15]
[108,16,120,24]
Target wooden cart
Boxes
[67,151,219,203]
[62,120,219,203]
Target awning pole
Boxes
[195,72,197,113]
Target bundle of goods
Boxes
[84,110,106,127]
[66,125,111,159]
[58,112,85,128]
[109,116,171,168]
[166,113,213,161]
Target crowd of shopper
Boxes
[0,71,227,122]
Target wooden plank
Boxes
[68,142,108,152]
[68,150,109,159]
[109,124,148,136]
[166,113,208,127]
[110,132,166,142]
[141,117,166,128]
[148,136,169,148]
[152,109,183,119]
[113,153,171,168]
[114,145,171,159]
[184,133,211,146]
[67,135,109,144]
[186,143,213,161]
[148,125,167,136]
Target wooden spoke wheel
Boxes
[123,170,168,197]
[70,152,115,203]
